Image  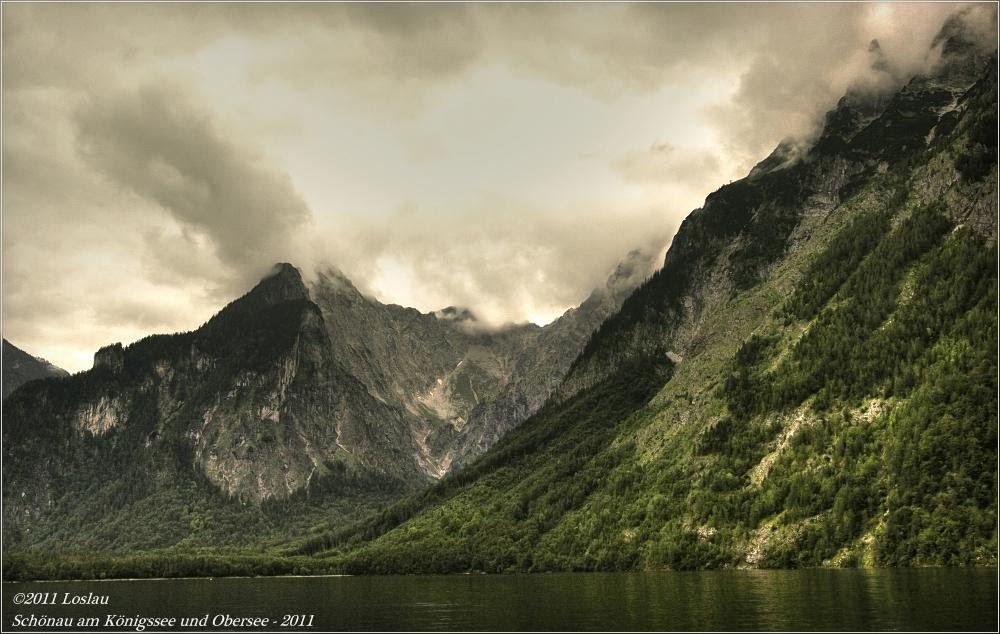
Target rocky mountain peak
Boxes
[933,8,996,59]
[921,9,997,91]
[577,249,658,312]
[868,38,889,74]
[248,262,309,306]
[312,266,368,303]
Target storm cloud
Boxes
[2,3,995,371]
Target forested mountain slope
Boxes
[303,28,998,572]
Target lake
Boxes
[3,569,996,631]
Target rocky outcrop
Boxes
[74,395,128,435]
[93,343,125,374]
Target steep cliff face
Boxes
[308,268,523,477]
[308,249,655,475]
[448,249,655,466]
[312,26,997,572]
[1,339,68,399]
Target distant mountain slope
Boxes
[2,339,68,399]
[2,252,650,553]
[307,23,997,572]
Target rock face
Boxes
[2,255,650,550]
[6,264,422,505]
[1,339,68,399]
[447,249,654,467]
[308,248,655,475]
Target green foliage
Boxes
[3,550,334,582]
[877,288,998,565]
[725,204,967,417]
[784,202,894,321]
[955,59,998,182]
[708,221,997,568]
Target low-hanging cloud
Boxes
[703,4,997,168]
[613,142,723,189]
[299,198,676,327]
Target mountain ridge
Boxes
[558,23,997,402]
[293,27,997,573]
[1,248,654,553]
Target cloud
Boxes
[75,85,313,290]
[2,79,314,371]
[700,3,988,169]
[613,142,723,189]
[305,196,677,328]
[2,3,995,372]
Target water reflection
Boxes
[3,569,996,631]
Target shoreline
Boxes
[3,564,996,585]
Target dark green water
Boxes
[3,569,996,631]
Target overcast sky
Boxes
[2,3,994,372]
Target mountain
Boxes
[297,21,997,572]
[448,250,655,466]
[2,339,68,399]
[2,254,651,553]
[3,263,418,551]
[3,14,995,581]
[309,248,654,475]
